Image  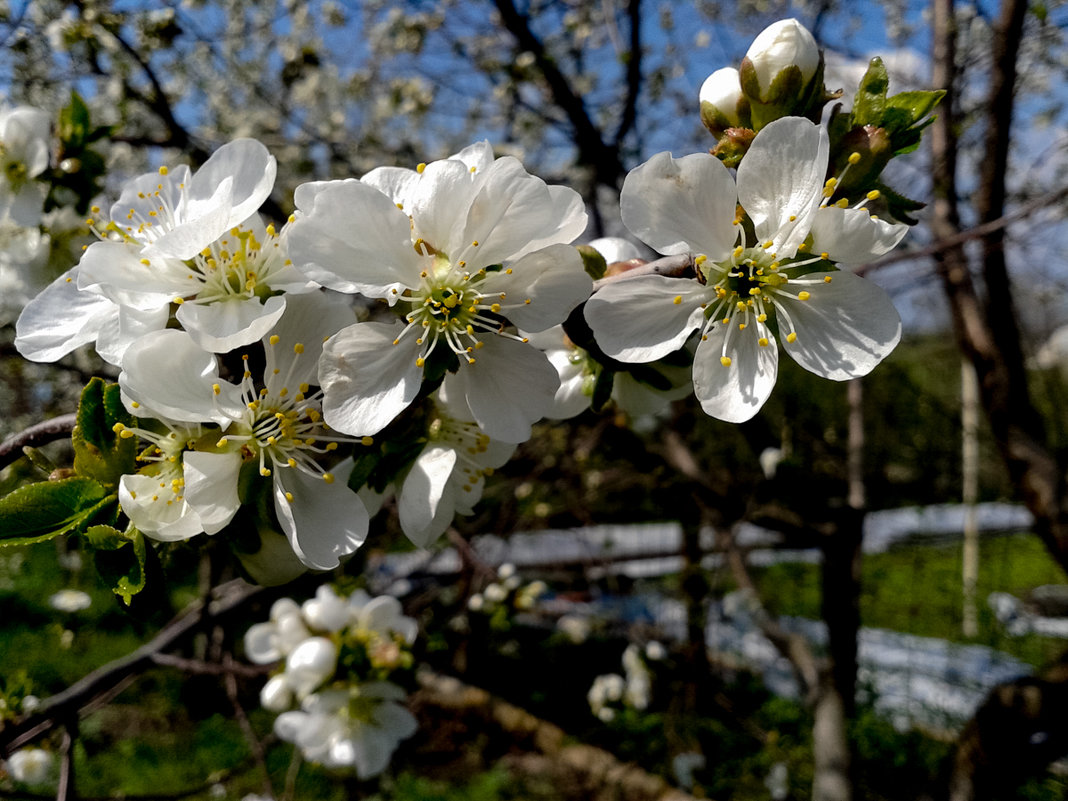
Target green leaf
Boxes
[72,378,136,490]
[57,91,91,147]
[85,524,128,550]
[92,526,149,605]
[0,477,115,546]
[851,58,889,127]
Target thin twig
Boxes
[0,414,77,471]
[0,580,263,754]
[592,253,695,291]
[223,653,274,798]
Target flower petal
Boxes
[119,329,242,424]
[119,472,203,542]
[398,445,457,547]
[14,268,117,362]
[479,243,591,333]
[290,179,420,295]
[808,206,909,264]
[183,450,242,535]
[737,117,827,258]
[584,274,709,362]
[274,463,369,570]
[444,337,559,442]
[692,323,779,422]
[779,271,901,379]
[620,151,737,258]
[319,321,424,436]
[177,295,287,353]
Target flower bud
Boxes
[699,67,749,134]
[743,19,819,103]
[259,675,294,712]
[284,636,338,698]
[739,19,823,127]
[7,749,53,785]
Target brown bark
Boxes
[931,0,1068,794]
[413,671,702,801]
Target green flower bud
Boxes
[700,67,751,136]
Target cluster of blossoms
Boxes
[244,585,419,778]
[14,138,592,572]
[587,641,664,722]
[7,15,925,584]
[0,105,89,325]
[466,562,548,616]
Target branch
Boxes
[492,0,624,187]
[0,414,77,472]
[0,580,263,754]
[592,254,697,291]
[612,0,643,148]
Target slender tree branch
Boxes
[0,580,263,754]
[223,652,274,798]
[0,414,77,472]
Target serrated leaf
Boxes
[85,524,127,551]
[0,477,115,546]
[884,90,945,128]
[92,526,148,605]
[72,378,136,490]
[851,58,889,127]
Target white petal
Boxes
[408,157,479,253]
[737,117,827,257]
[14,268,117,362]
[398,445,457,547]
[361,166,419,208]
[245,622,285,664]
[302,585,350,632]
[778,272,902,379]
[320,321,424,436]
[262,291,356,389]
[120,330,238,424]
[289,179,420,295]
[177,295,287,353]
[284,637,338,698]
[94,304,171,366]
[120,472,204,542]
[620,151,737,259]
[453,157,587,268]
[589,236,643,264]
[182,450,242,534]
[79,240,193,301]
[260,675,294,712]
[480,244,591,332]
[446,337,558,442]
[584,275,709,362]
[188,138,276,230]
[692,323,779,423]
[274,464,369,571]
[808,206,910,264]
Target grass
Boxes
[753,531,1068,666]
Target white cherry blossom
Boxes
[288,141,590,442]
[0,106,51,226]
[274,683,417,777]
[585,116,906,423]
[116,293,368,569]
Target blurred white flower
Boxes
[6,748,53,785]
[48,588,91,612]
[557,614,590,644]
[0,106,51,226]
[274,683,417,777]
[284,636,339,699]
[244,597,311,664]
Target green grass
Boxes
[753,531,1068,666]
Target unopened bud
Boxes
[743,19,819,103]
[700,67,750,135]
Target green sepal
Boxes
[849,58,944,159]
[91,525,150,605]
[0,477,116,547]
[577,245,608,280]
[873,181,927,226]
[851,58,890,127]
[590,368,614,413]
[72,378,136,491]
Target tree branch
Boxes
[0,414,77,472]
[0,580,263,754]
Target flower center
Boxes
[182,224,288,304]
[391,250,530,371]
[215,337,355,499]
